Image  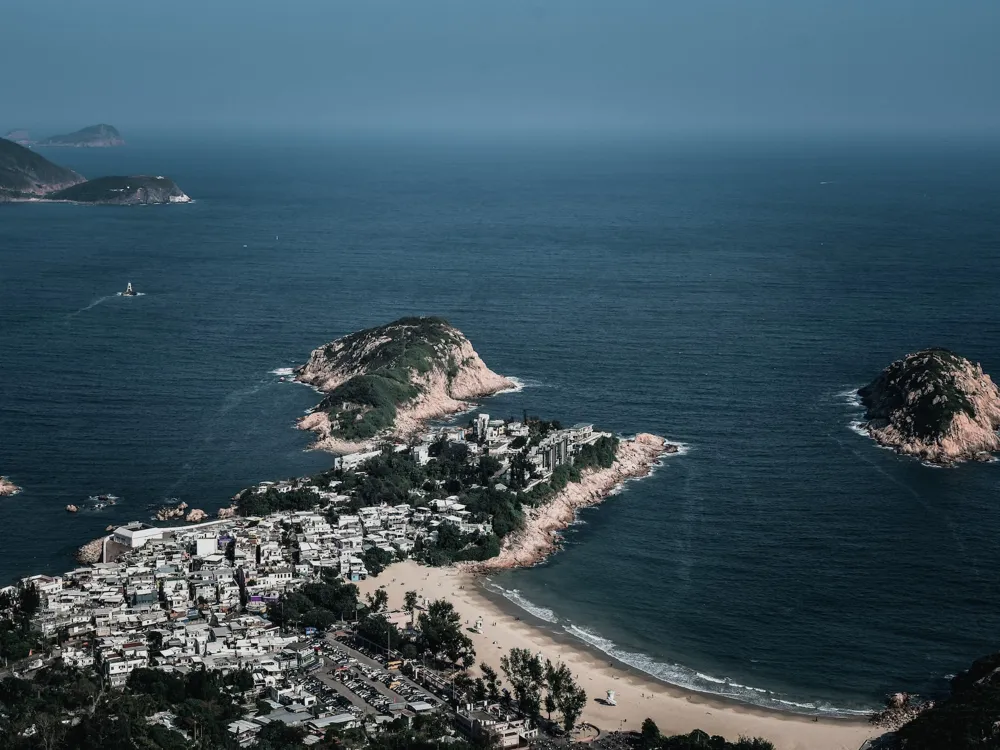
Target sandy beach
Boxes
[358,561,876,750]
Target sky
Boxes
[2,0,999,134]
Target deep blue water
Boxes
[2,132,999,714]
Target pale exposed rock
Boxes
[0,476,22,497]
[65,504,78,513]
[185,508,208,523]
[76,537,105,564]
[463,433,674,573]
[217,505,238,519]
[155,501,188,521]
[859,349,1000,465]
[295,317,513,453]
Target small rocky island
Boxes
[296,317,515,453]
[0,137,187,204]
[858,348,1000,465]
[0,476,21,497]
[36,123,125,148]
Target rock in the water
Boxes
[155,501,188,521]
[295,316,513,452]
[217,505,238,519]
[0,476,21,496]
[66,504,78,513]
[858,348,1000,464]
[185,509,207,522]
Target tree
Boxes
[364,547,395,577]
[480,663,502,703]
[257,721,307,750]
[404,590,419,615]
[418,599,475,666]
[557,682,587,732]
[500,648,544,718]
[367,588,389,614]
[641,718,662,748]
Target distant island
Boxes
[858,348,1000,464]
[295,317,516,454]
[0,137,188,205]
[4,123,125,148]
[1,129,33,146]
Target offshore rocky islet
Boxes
[858,348,1000,465]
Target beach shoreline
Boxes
[359,561,877,750]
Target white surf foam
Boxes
[836,388,864,408]
[494,376,547,395]
[484,582,559,624]
[270,367,296,377]
[562,623,871,717]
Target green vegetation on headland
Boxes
[0,137,186,204]
[235,415,620,566]
[298,317,491,442]
[319,373,420,441]
[48,175,189,205]
[869,651,1000,749]
[0,137,84,199]
[859,348,978,440]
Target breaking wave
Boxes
[270,367,296,377]
[562,624,871,718]
[482,582,559,624]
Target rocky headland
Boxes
[858,348,1000,465]
[48,175,191,205]
[464,433,677,573]
[295,317,514,452]
[36,124,125,148]
[0,476,22,497]
[0,137,187,204]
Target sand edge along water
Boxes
[358,562,876,750]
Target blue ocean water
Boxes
[2,132,999,714]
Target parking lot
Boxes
[311,636,439,717]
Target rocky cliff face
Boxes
[296,317,513,452]
[858,349,1000,464]
[47,175,191,205]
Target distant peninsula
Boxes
[295,316,515,453]
[49,175,190,205]
[36,124,125,148]
[858,348,1000,465]
[0,137,188,205]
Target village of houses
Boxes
[3,417,611,747]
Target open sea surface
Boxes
[2,131,999,715]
